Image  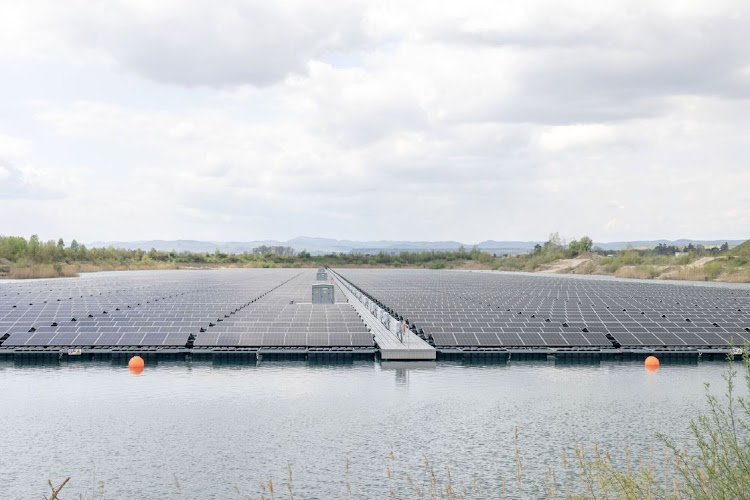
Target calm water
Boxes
[0,360,736,498]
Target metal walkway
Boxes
[331,271,436,360]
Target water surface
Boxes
[0,360,734,498]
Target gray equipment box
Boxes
[317,271,328,281]
[312,283,334,304]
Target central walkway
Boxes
[331,270,436,360]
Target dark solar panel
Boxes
[4,267,747,352]
[334,269,750,349]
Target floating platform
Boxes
[0,345,376,364]
[1,267,748,364]
[331,270,436,360]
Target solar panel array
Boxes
[194,271,372,347]
[0,269,372,349]
[335,269,750,349]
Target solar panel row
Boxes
[0,269,373,349]
[194,271,372,347]
[334,269,750,348]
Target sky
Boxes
[0,0,748,244]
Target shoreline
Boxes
[3,260,749,285]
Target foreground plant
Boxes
[568,351,750,499]
[44,477,69,500]
[661,351,750,498]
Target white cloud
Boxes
[0,133,84,200]
[1,0,368,87]
[537,124,617,152]
[1,0,749,242]
[0,133,33,161]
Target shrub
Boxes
[615,265,660,279]
[676,255,692,265]
[703,261,723,279]
[574,350,750,499]
[619,251,643,266]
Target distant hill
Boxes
[87,237,747,256]
[87,237,468,256]
[476,240,541,249]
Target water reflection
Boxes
[0,356,736,498]
[381,360,437,385]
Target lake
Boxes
[0,359,736,498]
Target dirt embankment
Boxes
[532,254,749,283]
[539,258,590,273]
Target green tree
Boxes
[28,234,40,262]
[568,236,593,256]
[56,238,66,260]
[0,236,28,260]
[544,232,565,252]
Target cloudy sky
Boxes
[1,0,748,244]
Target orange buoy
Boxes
[128,355,145,375]
[645,355,660,372]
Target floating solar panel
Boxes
[0,268,372,349]
[334,269,750,349]
[5,267,747,351]
[193,271,372,348]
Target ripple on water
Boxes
[0,361,732,498]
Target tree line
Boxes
[1,234,736,273]
[0,235,497,268]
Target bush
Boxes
[575,350,750,499]
[676,255,692,266]
[619,251,643,266]
[600,257,621,274]
[615,265,660,279]
[703,261,723,279]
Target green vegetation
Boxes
[45,353,750,498]
[2,234,748,282]
[0,235,494,278]
[567,351,750,499]
[489,233,607,272]
[730,240,750,257]
[491,234,750,283]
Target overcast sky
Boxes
[1,0,748,244]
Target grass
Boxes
[664,266,716,282]
[614,265,662,279]
[730,240,750,258]
[722,269,750,283]
[563,351,750,499]
[549,251,750,284]
[8,255,749,282]
[572,260,596,275]
[6,261,242,279]
[8,264,79,279]
[8,256,750,283]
